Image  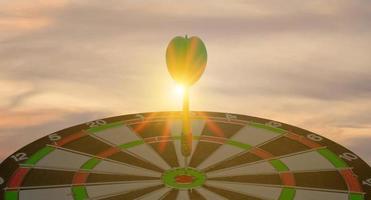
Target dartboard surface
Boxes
[0,111,370,200]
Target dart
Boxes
[166,35,207,159]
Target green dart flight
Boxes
[166,35,207,86]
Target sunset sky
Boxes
[0,0,370,164]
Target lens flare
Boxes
[174,84,185,98]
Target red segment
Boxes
[285,133,322,148]
[97,147,121,158]
[7,168,30,188]
[56,131,87,146]
[280,172,296,186]
[73,172,89,185]
[175,175,194,184]
[199,136,227,144]
[250,148,273,159]
[339,169,363,192]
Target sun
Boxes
[174,84,185,98]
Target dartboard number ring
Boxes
[86,120,107,127]
[339,152,358,161]
[11,152,28,162]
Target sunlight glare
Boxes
[174,84,185,99]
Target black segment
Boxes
[22,169,74,187]
[204,152,261,172]
[189,142,220,168]
[294,171,348,190]
[204,184,263,200]
[202,121,244,138]
[188,189,207,200]
[148,141,179,168]
[259,137,309,157]
[100,184,164,200]
[87,173,158,183]
[162,189,179,200]
[209,174,281,185]
[63,135,112,155]
[108,151,164,172]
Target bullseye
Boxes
[175,175,194,184]
[162,167,206,189]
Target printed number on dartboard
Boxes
[339,152,358,161]
[306,133,323,141]
[363,178,371,186]
[265,121,281,128]
[0,177,4,185]
[49,133,61,142]
[11,152,28,162]
[226,113,237,121]
[136,114,144,120]
[86,119,106,127]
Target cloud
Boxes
[0,109,108,160]
[0,0,68,40]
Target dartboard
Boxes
[1,112,370,200]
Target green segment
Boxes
[270,159,289,171]
[87,121,123,133]
[226,140,252,150]
[279,188,296,200]
[162,167,206,189]
[4,191,18,200]
[72,186,88,200]
[249,122,286,134]
[24,146,54,165]
[119,140,145,149]
[349,193,364,200]
[81,158,101,170]
[317,149,348,168]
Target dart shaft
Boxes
[182,87,192,157]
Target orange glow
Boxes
[198,112,225,137]
[132,112,158,133]
[158,119,171,153]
